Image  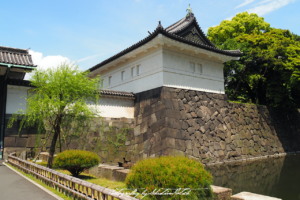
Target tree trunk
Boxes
[47,115,62,168]
[255,66,268,104]
[47,131,59,168]
[59,131,62,153]
[230,63,248,101]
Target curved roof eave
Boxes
[89,26,242,73]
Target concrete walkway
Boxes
[0,160,57,200]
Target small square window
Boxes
[190,62,195,73]
[108,76,112,85]
[196,63,202,73]
[137,65,141,75]
[121,71,125,81]
[131,67,136,77]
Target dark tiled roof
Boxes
[165,13,217,48]
[7,79,32,87]
[89,14,242,72]
[100,89,135,98]
[5,80,133,97]
[0,46,36,67]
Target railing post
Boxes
[7,153,138,200]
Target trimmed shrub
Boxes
[125,156,213,200]
[53,150,100,177]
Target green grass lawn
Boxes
[31,161,127,190]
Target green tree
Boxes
[207,12,270,47]
[292,33,300,42]
[236,29,300,106]
[220,29,300,107]
[8,63,102,168]
[208,12,300,107]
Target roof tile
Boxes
[89,13,242,73]
[0,46,36,67]
[100,89,135,98]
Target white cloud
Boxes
[225,15,235,21]
[235,0,255,8]
[29,50,70,69]
[254,0,273,5]
[227,0,295,22]
[157,4,164,13]
[25,50,71,80]
[203,25,218,34]
[77,54,104,63]
[203,27,209,34]
[247,0,296,16]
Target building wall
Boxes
[5,85,134,118]
[6,85,31,114]
[5,86,300,165]
[131,86,300,165]
[162,49,225,94]
[100,46,225,94]
[93,96,134,118]
[3,116,135,162]
[101,49,164,93]
[0,77,5,159]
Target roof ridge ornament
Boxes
[157,20,164,29]
[186,4,193,16]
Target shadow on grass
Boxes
[77,174,97,181]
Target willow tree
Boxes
[8,63,102,168]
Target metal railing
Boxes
[8,153,137,200]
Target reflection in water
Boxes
[206,155,300,199]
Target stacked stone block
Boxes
[4,86,300,165]
[133,86,300,164]
[3,117,135,164]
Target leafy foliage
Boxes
[208,12,300,107]
[234,29,300,106]
[7,63,102,168]
[292,33,300,42]
[207,12,270,47]
[53,150,100,177]
[125,156,213,200]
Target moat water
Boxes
[206,155,300,199]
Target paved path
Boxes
[0,160,57,200]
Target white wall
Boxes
[6,85,134,118]
[90,96,134,118]
[101,49,164,93]
[99,46,225,94]
[6,85,31,114]
[162,49,225,94]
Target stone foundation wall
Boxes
[3,116,135,163]
[132,86,300,164]
[4,86,300,165]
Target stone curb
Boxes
[3,162,64,200]
[203,151,300,167]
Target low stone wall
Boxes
[132,86,300,164]
[3,117,135,164]
[65,117,134,164]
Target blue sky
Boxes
[1,0,299,75]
